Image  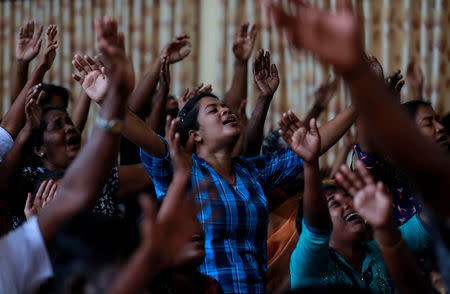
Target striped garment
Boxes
[140,137,303,294]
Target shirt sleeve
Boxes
[290,220,331,290]
[247,147,303,192]
[399,214,432,253]
[139,135,173,199]
[0,127,14,163]
[0,217,53,294]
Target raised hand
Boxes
[16,20,43,63]
[165,116,195,174]
[279,111,320,163]
[72,54,108,104]
[24,179,58,220]
[268,0,364,73]
[39,24,58,70]
[253,49,279,97]
[233,22,257,62]
[385,70,405,99]
[24,84,45,131]
[406,61,424,99]
[336,161,393,229]
[161,34,191,64]
[95,16,135,94]
[177,83,212,111]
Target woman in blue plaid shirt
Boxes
[139,53,356,293]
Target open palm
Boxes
[16,21,43,62]
[72,54,108,103]
[290,119,320,163]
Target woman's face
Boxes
[38,109,81,170]
[326,188,368,243]
[193,96,241,149]
[414,105,449,152]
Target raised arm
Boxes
[147,56,170,134]
[1,24,58,140]
[37,16,134,243]
[406,61,424,100]
[128,34,191,115]
[0,86,45,193]
[336,161,425,294]
[223,22,257,113]
[11,21,43,104]
[279,117,331,230]
[108,112,197,294]
[70,89,91,133]
[277,105,356,157]
[243,50,279,156]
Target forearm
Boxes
[374,227,425,294]
[303,159,332,230]
[128,57,161,114]
[147,91,168,134]
[0,126,32,192]
[71,90,91,133]
[11,60,30,105]
[318,105,357,156]
[223,60,248,113]
[1,62,49,139]
[243,94,272,157]
[123,109,166,157]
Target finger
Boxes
[264,51,271,70]
[19,26,25,38]
[336,0,353,12]
[179,48,191,59]
[42,179,54,202]
[278,129,293,146]
[308,118,318,136]
[35,25,44,39]
[270,63,279,79]
[45,183,58,205]
[174,33,189,41]
[240,22,249,37]
[335,169,359,196]
[340,164,365,192]
[72,58,88,76]
[94,55,106,68]
[72,73,83,84]
[355,160,375,186]
[117,33,125,51]
[25,193,34,211]
[75,54,93,73]
[36,91,46,106]
[85,55,100,71]
[35,180,48,203]
[287,110,304,130]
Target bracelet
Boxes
[95,117,124,134]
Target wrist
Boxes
[374,225,402,248]
[37,59,51,71]
[173,170,191,182]
[15,59,30,68]
[234,58,248,67]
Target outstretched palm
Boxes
[253,49,279,97]
[72,54,108,103]
[233,22,257,62]
[290,119,320,163]
[16,21,43,62]
[162,34,191,64]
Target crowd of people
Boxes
[0,1,449,293]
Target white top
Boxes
[0,127,14,163]
[0,217,53,294]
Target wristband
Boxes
[95,117,124,134]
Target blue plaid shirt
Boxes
[140,138,303,294]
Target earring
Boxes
[196,137,203,143]
[39,152,44,157]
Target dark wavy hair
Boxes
[402,100,432,119]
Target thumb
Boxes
[309,118,318,135]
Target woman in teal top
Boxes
[286,118,431,293]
